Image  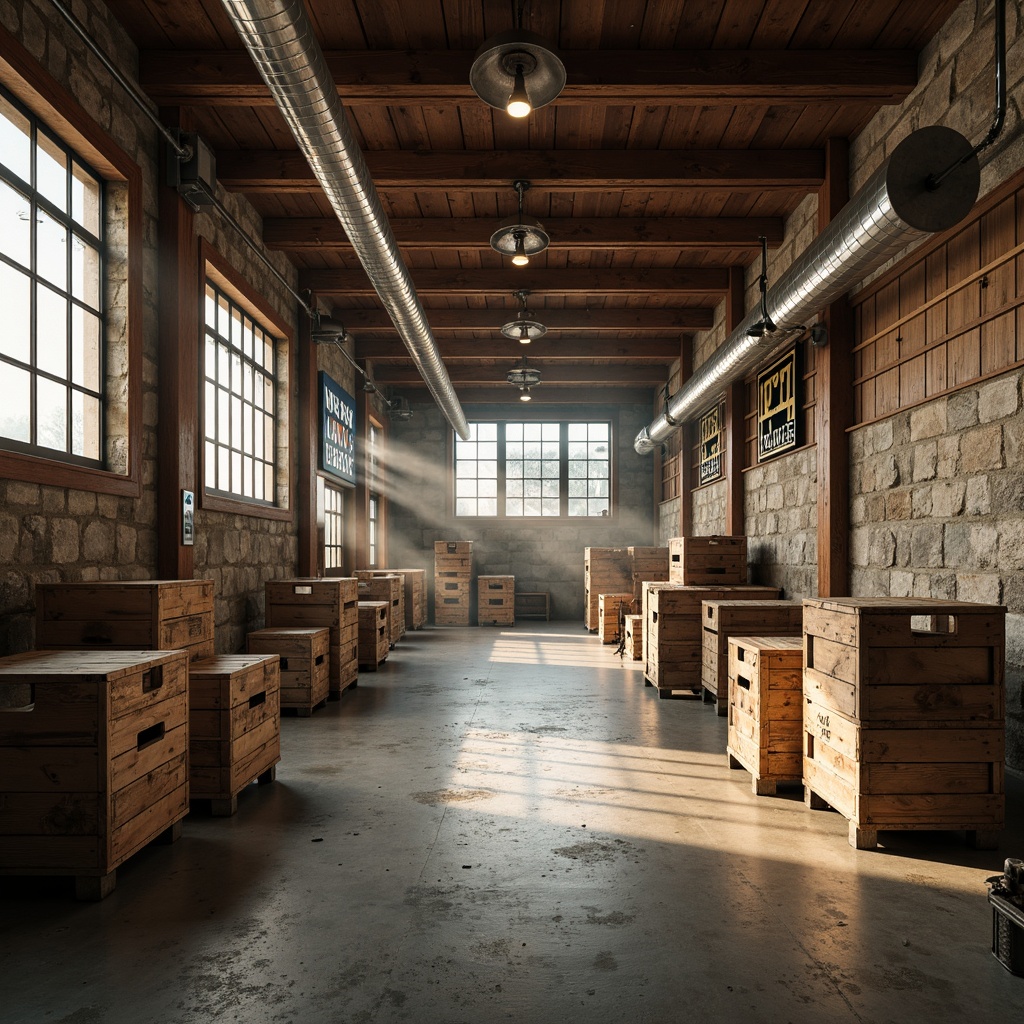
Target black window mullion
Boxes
[497,423,507,519]
[559,422,569,516]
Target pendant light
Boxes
[490,180,549,265]
[501,290,547,343]
[469,1,565,118]
[506,352,541,400]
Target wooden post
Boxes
[678,338,693,539]
[725,266,746,536]
[353,361,371,569]
[297,309,319,576]
[816,138,853,597]
[157,109,197,580]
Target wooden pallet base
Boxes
[283,697,328,718]
[71,820,183,901]
[727,751,801,796]
[701,686,728,716]
[193,765,278,818]
[643,677,701,699]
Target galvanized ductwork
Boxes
[634,125,981,454]
[220,0,469,439]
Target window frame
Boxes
[0,24,142,496]
[323,480,346,572]
[199,242,293,521]
[452,413,617,520]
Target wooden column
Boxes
[724,266,746,536]
[816,137,853,597]
[353,361,372,569]
[297,310,319,576]
[678,338,693,538]
[157,109,197,580]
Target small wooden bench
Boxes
[514,592,550,621]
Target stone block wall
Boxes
[692,481,727,536]
[388,400,658,622]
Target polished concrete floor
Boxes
[2,621,1023,1024]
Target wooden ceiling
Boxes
[103,0,961,403]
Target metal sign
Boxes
[319,371,357,485]
[698,400,725,486]
[757,346,800,462]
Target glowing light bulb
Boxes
[506,65,531,118]
[519,388,532,401]
[511,231,529,266]
[518,323,531,344]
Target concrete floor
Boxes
[2,621,1023,1024]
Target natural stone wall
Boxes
[692,481,727,536]
[744,446,818,597]
[658,498,681,546]
[389,401,658,621]
[850,367,1024,763]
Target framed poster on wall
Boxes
[756,347,800,462]
[319,371,357,485]
[698,399,725,486]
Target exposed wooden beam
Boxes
[334,308,715,332]
[355,338,683,361]
[140,49,917,107]
[373,363,667,386]
[266,216,784,251]
[217,149,824,193]
[302,267,729,296]
[442,386,656,405]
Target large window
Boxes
[0,85,105,465]
[455,421,612,518]
[324,482,345,571]
[202,281,279,505]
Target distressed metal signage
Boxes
[698,399,725,486]
[757,347,800,462]
[319,371,356,485]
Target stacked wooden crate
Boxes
[624,614,643,660]
[35,579,215,663]
[644,583,781,697]
[361,568,426,630]
[264,578,359,697]
[358,601,390,669]
[629,546,670,605]
[0,649,190,900]
[357,572,405,646]
[802,597,1006,850]
[669,536,747,585]
[478,576,515,626]
[188,654,281,815]
[247,627,329,716]
[727,636,804,795]
[435,541,472,625]
[598,592,634,644]
[701,600,803,715]
[584,547,631,631]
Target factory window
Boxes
[202,280,280,506]
[324,482,346,571]
[0,85,105,466]
[455,420,612,518]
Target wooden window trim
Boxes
[0,23,142,497]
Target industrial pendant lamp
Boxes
[507,352,541,400]
[490,180,549,266]
[501,290,547,343]
[469,0,565,118]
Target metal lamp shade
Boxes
[470,29,566,113]
[501,313,547,341]
[506,363,542,388]
[490,216,550,259]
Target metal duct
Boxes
[220,0,469,439]
[634,126,980,454]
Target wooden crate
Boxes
[247,627,329,716]
[598,593,634,644]
[643,583,781,697]
[478,576,515,626]
[265,578,358,698]
[630,546,671,603]
[801,597,1006,850]
[35,579,215,663]
[726,636,804,795]
[668,536,747,586]
[435,541,473,577]
[434,540,472,556]
[362,568,426,629]
[515,592,550,621]
[188,654,281,816]
[358,601,390,669]
[435,595,471,626]
[0,649,190,900]
[701,599,803,715]
[624,614,643,660]
[584,547,632,631]
[357,574,405,646]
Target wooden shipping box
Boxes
[435,541,472,556]
[357,574,405,646]
[668,536,747,586]
[247,627,329,715]
[801,597,1006,850]
[35,579,215,663]
[478,576,515,626]
[584,547,632,631]
[598,593,634,644]
[0,649,190,899]
[701,599,803,715]
[624,614,643,660]
[361,568,426,629]
[188,654,281,814]
[726,636,804,795]
[357,601,390,668]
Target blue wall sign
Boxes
[319,371,356,485]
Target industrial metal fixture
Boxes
[501,290,547,343]
[221,0,469,440]
[469,1,565,118]
[490,181,549,265]
[310,313,352,347]
[387,395,414,422]
[507,353,541,401]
